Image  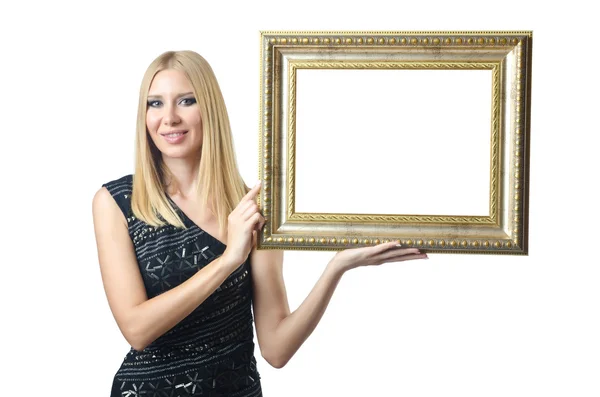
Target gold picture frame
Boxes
[257,31,532,255]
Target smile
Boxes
[161,130,188,137]
[161,130,188,143]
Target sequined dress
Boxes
[102,175,262,397]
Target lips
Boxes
[160,130,188,144]
[160,130,188,136]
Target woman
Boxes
[92,50,428,396]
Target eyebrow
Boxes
[147,91,195,99]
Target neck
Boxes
[162,155,201,199]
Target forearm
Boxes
[125,255,239,351]
[269,260,345,367]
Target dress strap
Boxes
[101,174,134,220]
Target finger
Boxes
[251,212,265,227]
[242,202,261,220]
[394,248,422,256]
[371,240,407,254]
[253,213,266,230]
[242,181,262,202]
[232,183,261,216]
[239,199,257,216]
[373,247,422,262]
[378,251,428,264]
[242,212,263,230]
[247,212,264,230]
[380,241,422,255]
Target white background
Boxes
[1,1,599,396]
[295,68,492,215]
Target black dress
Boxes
[102,175,262,397]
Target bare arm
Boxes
[92,187,240,351]
[251,248,343,368]
[252,242,427,368]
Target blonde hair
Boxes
[131,50,249,236]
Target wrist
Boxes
[327,256,350,277]
[220,250,242,271]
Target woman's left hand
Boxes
[330,240,428,274]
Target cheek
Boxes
[190,113,202,130]
[181,108,202,130]
[146,112,160,133]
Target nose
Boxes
[162,103,181,126]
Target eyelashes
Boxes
[147,97,197,108]
[181,97,197,106]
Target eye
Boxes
[180,97,197,106]
[147,99,161,108]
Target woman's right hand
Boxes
[222,181,265,267]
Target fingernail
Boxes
[255,180,262,187]
[396,244,402,247]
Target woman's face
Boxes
[146,69,203,160]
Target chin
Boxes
[162,146,202,160]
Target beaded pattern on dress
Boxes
[102,174,262,397]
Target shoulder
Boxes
[100,174,133,195]
[93,174,134,222]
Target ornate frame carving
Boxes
[257,31,532,255]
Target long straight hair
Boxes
[130,50,249,237]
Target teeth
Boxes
[165,132,184,137]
